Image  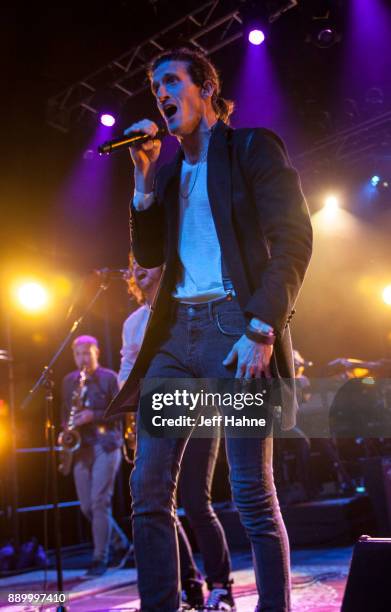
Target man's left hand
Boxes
[222,335,273,379]
[73,409,94,426]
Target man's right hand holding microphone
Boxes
[125,120,162,194]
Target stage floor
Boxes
[0,546,352,611]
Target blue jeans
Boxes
[130,295,291,611]
[176,435,232,586]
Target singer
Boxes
[106,47,313,611]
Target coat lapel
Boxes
[150,147,183,310]
[207,120,232,234]
[158,147,183,266]
[207,120,250,306]
[160,121,250,308]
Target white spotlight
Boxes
[323,195,340,214]
[383,285,391,307]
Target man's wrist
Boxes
[134,166,156,194]
[249,317,274,335]
[133,190,155,211]
[246,318,276,345]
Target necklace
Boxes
[179,147,208,199]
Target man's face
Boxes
[151,60,205,136]
[133,261,162,293]
[73,343,99,372]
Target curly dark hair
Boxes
[147,47,234,123]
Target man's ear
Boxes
[201,80,214,99]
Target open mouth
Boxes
[137,271,147,281]
[163,104,178,119]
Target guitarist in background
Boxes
[61,335,131,577]
[119,256,234,610]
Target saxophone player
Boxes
[61,335,131,576]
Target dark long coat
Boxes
[106,120,313,430]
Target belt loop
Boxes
[208,300,214,322]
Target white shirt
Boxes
[173,159,226,302]
[134,158,226,303]
[118,304,150,388]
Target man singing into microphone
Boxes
[106,48,312,611]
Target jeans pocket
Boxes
[215,310,246,336]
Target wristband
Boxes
[245,324,276,345]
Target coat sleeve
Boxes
[243,129,313,334]
[129,168,166,268]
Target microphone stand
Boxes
[21,275,113,612]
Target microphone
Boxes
[93,268,129,279]
[97,128,167,155]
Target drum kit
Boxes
[276,355,391,501]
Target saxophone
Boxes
[58,367,87,475]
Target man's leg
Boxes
[130,310,197,612]
[131,428,190,611]
[226,435,291,611]
[110,517,130,553]
[196,296,291,610]
[175,514,202,586]
[73,448,93,523]
[178,435,232,587]
[90,445,122,563]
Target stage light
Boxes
[316,27,338,48]
[0,399,8,418]
[323,195,340,215]
[0,403,10,452]
[100,113,116,127]
[15,281,49,313]
[0,424,8,451]
[382,285,391,306]
[53,275,73,298]
[370,175,380,187]
[306,12,341,49]
[248,29,265,45]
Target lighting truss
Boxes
[47,1,243,132]
[47,0,299,132]
[267,0,298,23]
[295,110,391,175]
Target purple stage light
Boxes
[317,27,338,48]
[248,29,265,46]
[100,113,116,127]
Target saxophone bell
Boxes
[58,367,87,473]
[58,428,81,452]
